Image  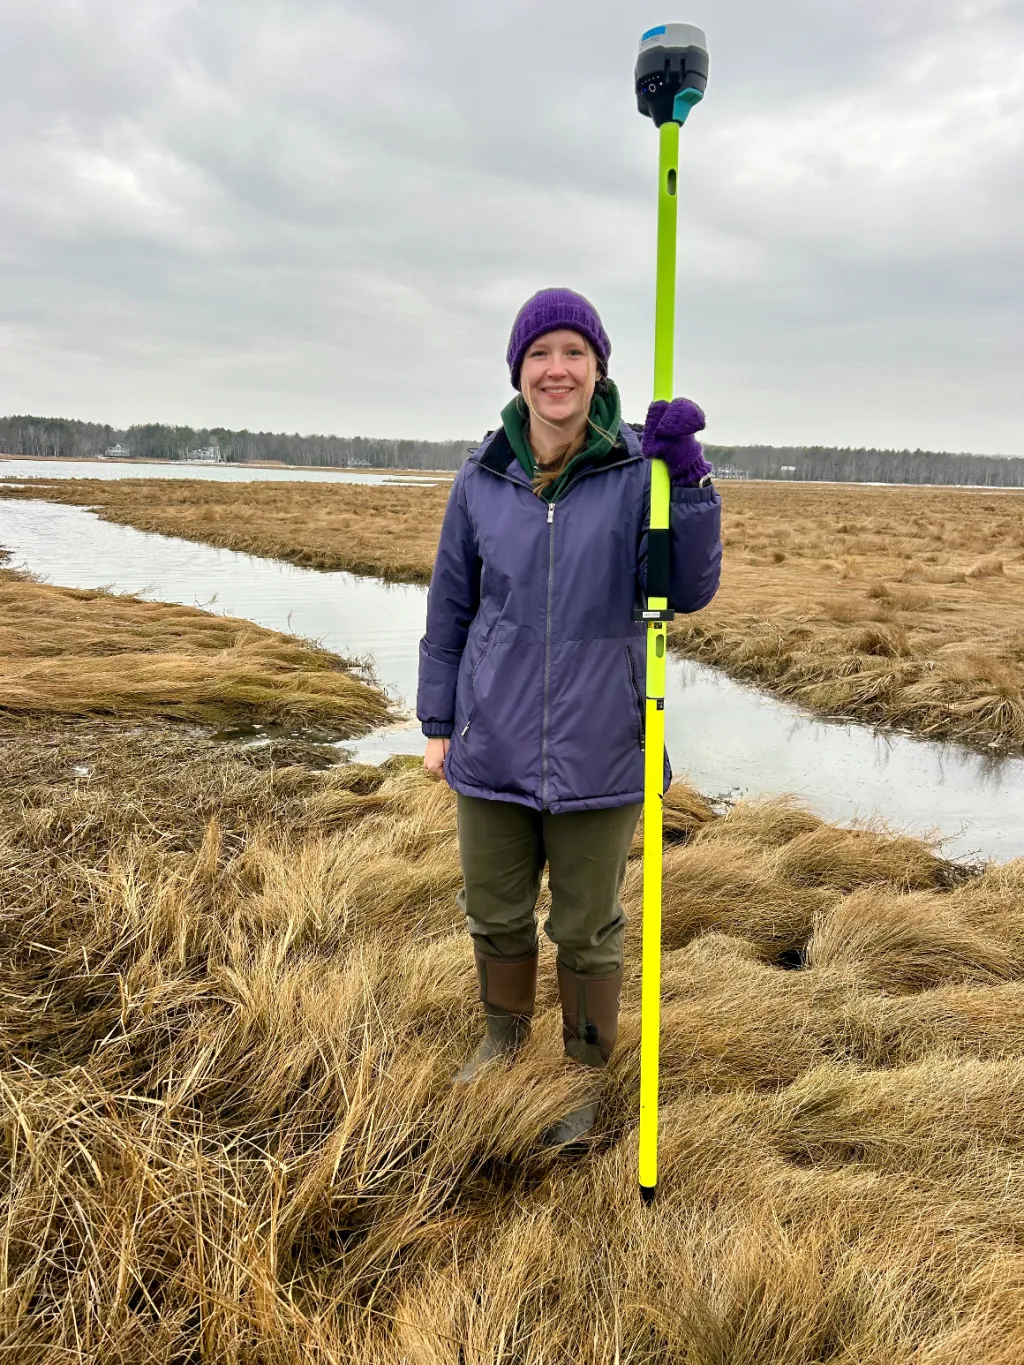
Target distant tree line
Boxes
[2,414,1022,486]
[0,415,469,472]
[704,443,1024,488]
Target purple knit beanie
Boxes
[506,288,611,390]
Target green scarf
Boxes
[500,380,623,504]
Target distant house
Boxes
[183,446,223,464]
[712,466,749,480]
[103,443,129,459]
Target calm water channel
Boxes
[3,497,1022,863]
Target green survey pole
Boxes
[634,22,709,1205]
[654,120,680,404]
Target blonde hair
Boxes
[519,340,616,496]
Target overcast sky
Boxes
[1,0,1021,453]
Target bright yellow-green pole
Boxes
[638,117,679,1204]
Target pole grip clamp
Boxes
[645,526,672,602]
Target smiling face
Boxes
[519,329,597,434]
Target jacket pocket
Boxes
[461,639,497,738]
[625,646,645,748]
[459,633,494,740]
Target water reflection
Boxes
[664,657,1019,858]
[2,497,1021,863]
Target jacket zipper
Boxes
[564,454,641,488]
[542,499,555,806]
[626,646,645,748]
[543,459,644,791]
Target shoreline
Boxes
[0,453,449,476]
[3,474,1021,757]
[3,452,1022,490]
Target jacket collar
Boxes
[475,426,526,480]
[472,422,641,490]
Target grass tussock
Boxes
[3,713,1024,1360]
[0,568,390,733]
[5,476,1022,751]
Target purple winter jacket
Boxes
[417,420,722,813]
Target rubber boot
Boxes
[453,944,538,1085]
[541,961,623,1147]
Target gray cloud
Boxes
[1,0,1021,452]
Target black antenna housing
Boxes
[636,23,709,127]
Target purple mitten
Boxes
[641,397,712,484]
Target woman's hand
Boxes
[424,737,451,784]
[641,397,712,485]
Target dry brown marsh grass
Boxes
[5,475,1022,752]
[3,717,1024,1362]
[0,568,390,733]
[4,480,1024,1358]
[678,481,1024,753]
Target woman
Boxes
[417,288,722,1145]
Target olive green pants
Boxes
[455,794,642,977]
